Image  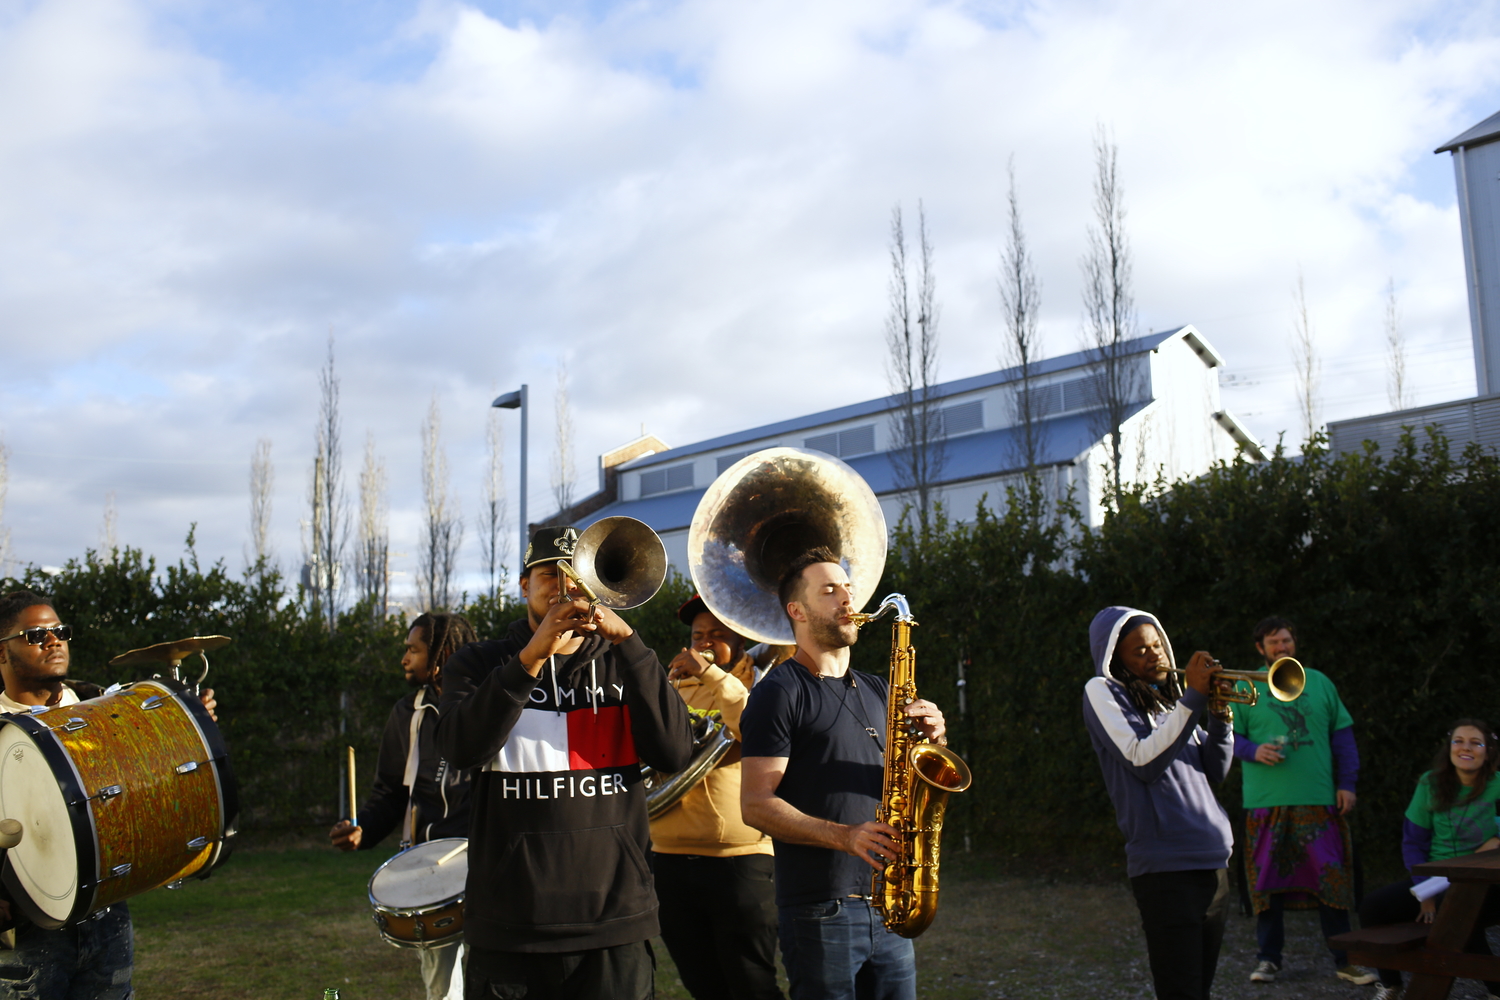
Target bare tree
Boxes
[1292,270,1321,444]
[1081,125,1141,501]
[999,157,1045,481]
[479,408,510,598]
[885,201,945,534]
[248,438,275,570]
[304,338,347,631]
[1386,277,1411,412]
[0,435,11,576]
[551,365,577,517]
[418,396,463,612]
[101,491,118,556]
[356,433,390,618]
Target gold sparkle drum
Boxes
[368,838,467,948]
[0,680,238,928]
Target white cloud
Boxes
[0,0,1496,602]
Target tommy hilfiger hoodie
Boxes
[1081,606,1234,877]
[436,618,694,953]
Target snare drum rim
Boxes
[0,712,98,928]
[367,838,468,917]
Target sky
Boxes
[0,0,1497,604]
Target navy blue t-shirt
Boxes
[740,659,889,906]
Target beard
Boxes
[806,607,858,650]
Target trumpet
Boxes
[1165,656,1305,723]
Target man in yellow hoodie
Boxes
[651,595,784,1000]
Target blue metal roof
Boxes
[622,328,1191,472]
[576,403,1147,534]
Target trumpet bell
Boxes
[1266,657,1305,702]
[688,447,888,645]
[570,516,668,610]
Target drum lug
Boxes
[434,917,455,929]
[49,718,88,733]
[101,863,131,881]
[174,761,200,775]
[186,836,210,851]
[73,784,123,806]
[140,696,164,711]
[164,880,184,890]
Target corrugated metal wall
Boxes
[1329,395,1500,457]
[1456,139,1500,394]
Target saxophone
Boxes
[851,594,973,939]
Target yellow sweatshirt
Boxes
[649,654,773,857]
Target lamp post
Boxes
[492,385,528,578]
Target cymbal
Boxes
[109,635,232,668]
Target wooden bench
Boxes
[1337,855,1500,999]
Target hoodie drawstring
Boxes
[550,655,560,716]
[590,659,598,714]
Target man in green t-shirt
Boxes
[1231,616,1374,986]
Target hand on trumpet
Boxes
[667,647,715,682]
[1183,651,1224,696]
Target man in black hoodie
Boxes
[331,611,478,1000]
[437,526,694,1000]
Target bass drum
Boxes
[369,838,467,948]
[0,679,238,928]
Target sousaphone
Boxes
[687,447,888,645]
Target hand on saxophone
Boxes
[843,821,901,870]
[904,699,947,745]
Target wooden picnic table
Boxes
[1330,850,1500,1000]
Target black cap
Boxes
[524,526,580,569]
[677,594,710,627]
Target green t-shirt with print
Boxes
[1232,666,1354,809]
[1406,772,1500,861]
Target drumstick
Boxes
[436,841,468,866]
[346,746,358,827]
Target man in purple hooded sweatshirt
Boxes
[1082,606,1234,1000]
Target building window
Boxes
[1023,373,1109,419]
[716,451,754,475]
[640,462,694,496]
[940,400,984,436]
[805,424,875,458]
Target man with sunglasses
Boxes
[0,590,218,999]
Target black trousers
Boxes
[652,852,784,1000]
[1359,880,1500,993]
[465,940,655,1000]
[1129,869,1230,1000]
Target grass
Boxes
[131,844,1500,999]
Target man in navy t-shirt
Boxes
[740,547,947,1000]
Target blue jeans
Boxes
[777,898,915,1000]
[0,903,133,1000]
[1255,894,1351,967]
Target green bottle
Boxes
[324,990,340,1000]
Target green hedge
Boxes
[10,430,1494,866]
[0,546,700,834]
[866,432,1500,872]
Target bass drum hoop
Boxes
[0,713,99,928]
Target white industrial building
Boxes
[550,325,1265,572]
[1331,107,1500,456]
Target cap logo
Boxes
[553,527,579,556]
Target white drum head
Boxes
[370,838,467,911]
[0,724,80,922]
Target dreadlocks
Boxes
[411,612,479,677]
[1109,617,1183,717]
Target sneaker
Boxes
[1336,966,1378,985]
[1250,960,1279,983]
[1372,987,1402,1000]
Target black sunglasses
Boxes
[0,625,72,645]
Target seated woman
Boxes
[1359,718,1500,1000]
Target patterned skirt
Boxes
[1244,804,1354,914]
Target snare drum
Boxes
[0,680,238,928]
[368,838,467,948]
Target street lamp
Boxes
[492,385,528,576]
